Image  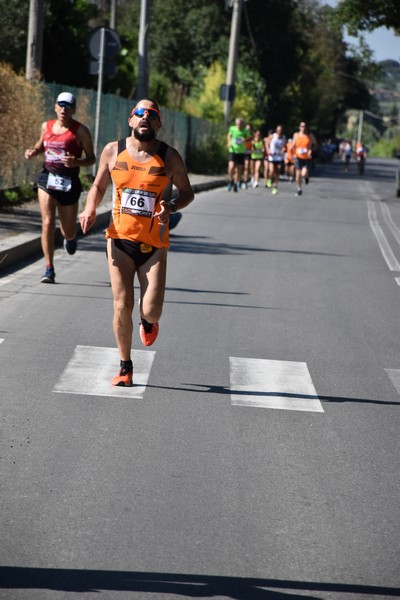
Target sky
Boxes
[323,0,400,63]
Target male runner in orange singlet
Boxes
[79,98,194,386]
[292,121,312,196]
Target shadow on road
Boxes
[1,566,399,598]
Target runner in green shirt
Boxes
[227,117,249,192]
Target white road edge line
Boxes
[0,261,42,286]
[367,200,400,272]
[0,245,84,287]
[380,202,400,247]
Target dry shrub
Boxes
[0,63,46,188]
[74,92,92,133]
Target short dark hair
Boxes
[139,97,160,111]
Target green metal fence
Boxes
[9,82,224,190]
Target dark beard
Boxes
[133,126,156,142]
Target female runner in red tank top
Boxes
[25,92,95,283]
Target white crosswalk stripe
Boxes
[52,346,399,410]
[385,368,400,395]
[53,345,155,399]
[229,357,324,412]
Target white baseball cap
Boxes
[56,92,76,107]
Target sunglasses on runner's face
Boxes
[131,106,160,119]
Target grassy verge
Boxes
[0,175,94,208]
[0,183,37,207]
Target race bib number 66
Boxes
[121,188,156,218]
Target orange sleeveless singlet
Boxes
[293,133,312,160]
[106,139,171,248]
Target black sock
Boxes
[120,360,133,373]
[141,317,153,333]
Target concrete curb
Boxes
[0,178,226,272]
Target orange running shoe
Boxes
[112,367,133,387]
[140,318,159,346]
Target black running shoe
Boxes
[64,238,77,255]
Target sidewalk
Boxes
[0,174,226,272]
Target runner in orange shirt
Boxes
[292,122,312,196]
[80,98,194,386]
[284,138,295,183]
[243,122,253,188]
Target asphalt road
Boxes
[1,159,400,600]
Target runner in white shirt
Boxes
[267,125,286,195]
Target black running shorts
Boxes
[108,238,158,268]
[37,169,82,206]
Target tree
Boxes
[147,0,230,103]
[239,0,372,137]
[0,0,98,84]
[335,0,400,34]
[0,0,379,142]
[184,62,226,121]
[42,0,98,86]
[183,60,263,126]
[0,0,30,71]
[243,0,304,126]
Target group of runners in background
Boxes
[227,118,369,197]
[227,118,317,197]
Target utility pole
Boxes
[357,110,364,143]
[224,0,243,125]
[93,27,106,176]
[137,0,150,99]
[110,0,116,29]
[25,0,44,80]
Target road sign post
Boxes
[88,27,121,174]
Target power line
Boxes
[243,1,257,54]
[364,109,400,123]
[327,67,400,95]
[367,87,400,98]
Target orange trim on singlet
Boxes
[245,135,252,152]
[106,140,171,248]
[284,140,295,163]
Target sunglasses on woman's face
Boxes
[131,106,161,120]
